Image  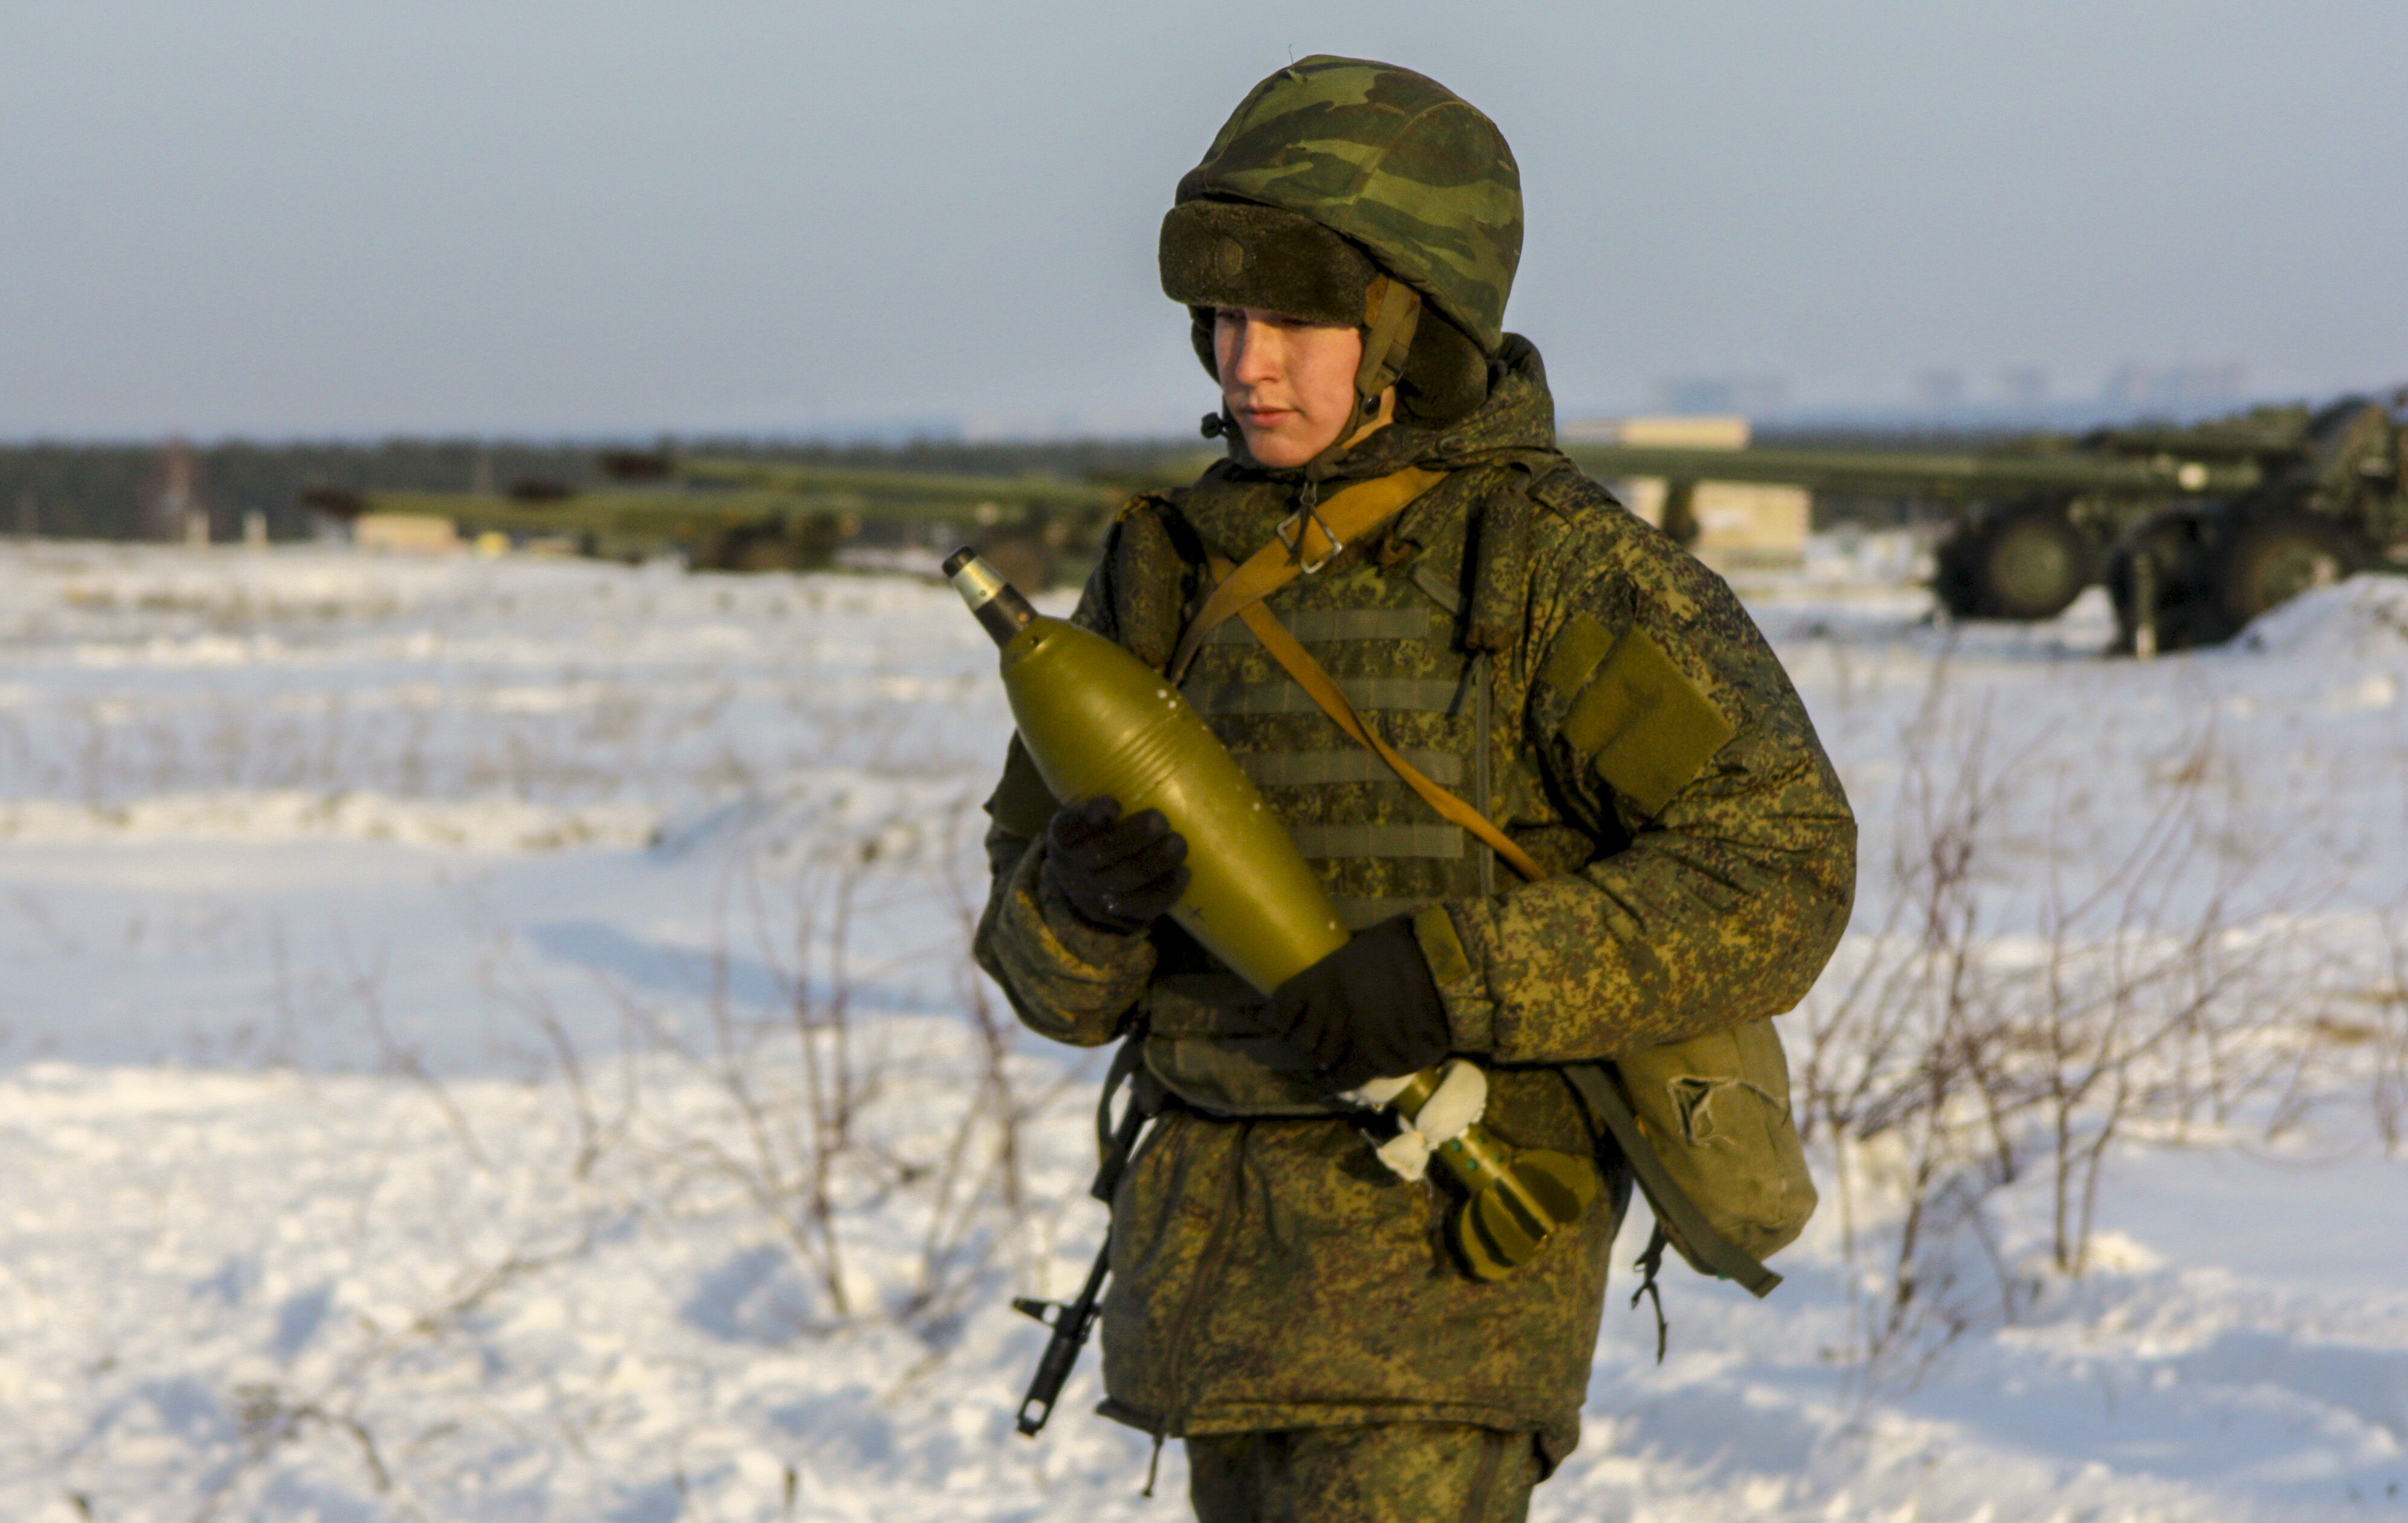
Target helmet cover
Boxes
[1174,55,1522,355]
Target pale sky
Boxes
[5,1,2403,437]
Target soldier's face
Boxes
[1213,307,1363,468]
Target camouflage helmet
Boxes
[1170,56,1522,355]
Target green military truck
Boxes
[302,451,1135,587]
[1564,391,2408,652]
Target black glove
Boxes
[1042,796,1191,933]
[1259,915,1452,1092]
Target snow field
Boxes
[0,541,2403,1520]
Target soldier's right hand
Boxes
[1043,796,1191,932]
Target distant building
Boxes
[354,514,463,554]
[150,437,208,544]
[1559,415,1811,568]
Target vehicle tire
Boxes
[701,515,846,573]
[1932,501,2098,620]
[725,528,797,573]
[2212,510,2365,631]
[2107,509,2229,653]
[689,529,744,572]
[786,512,846,570]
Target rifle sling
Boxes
[1092,1028,1156,1203]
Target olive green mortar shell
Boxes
[947,550,1596,1276]
[1382,1068,1603,1281]
[945,548,1345,991]
[1448,1142,1602,1283]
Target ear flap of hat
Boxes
[1161,199,1376,326]
[1396,306,1490,425]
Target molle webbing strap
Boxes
[1183,676,1464,718]
[1202,607,1438,645]
[1216,567,1547,885]
[1331,896,1434,930]
[1289,823,1465,859]
[1238,747,1463,787]
[1562,1062,1782,1298]
[1168,464,1446,681]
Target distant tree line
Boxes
[0,436,1206,543]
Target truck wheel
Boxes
[1933,502,2097,620]
[786,512,846,570]
[723,527,799,572]
[745,535,804,572]
[2107,509,2228,653]
[701,515,846,573]
[2213,511,2364,629]
[689,529,748,572]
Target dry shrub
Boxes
[589,796,1041,1341]
[1797,704,2356,1382]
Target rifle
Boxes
[1011,1090,1147,1437]
[1011,1235,1113,1435]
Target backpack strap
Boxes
[1561,1061,1782,1299]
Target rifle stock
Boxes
[1013,1089,1147,1437]
[1012,1237,1113,1437]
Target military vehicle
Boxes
[1563,391,2408,651]
[300,451,1141,587]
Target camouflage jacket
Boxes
[973,341,1855,1465]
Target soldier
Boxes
[974,56,1855,1522]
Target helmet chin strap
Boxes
[1356,274,1422,407]
[1302,274,1421,480]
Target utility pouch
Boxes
[1565,1016,1816,1298]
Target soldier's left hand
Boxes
[1259,915,1452,1092]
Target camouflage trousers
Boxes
[1186,1424,1544,1523]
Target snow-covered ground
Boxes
[1,538,2401,1521]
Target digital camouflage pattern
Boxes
[1188,1423,1544,1523]
[973,340,1857,1466]
[1177,56,1523,354]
